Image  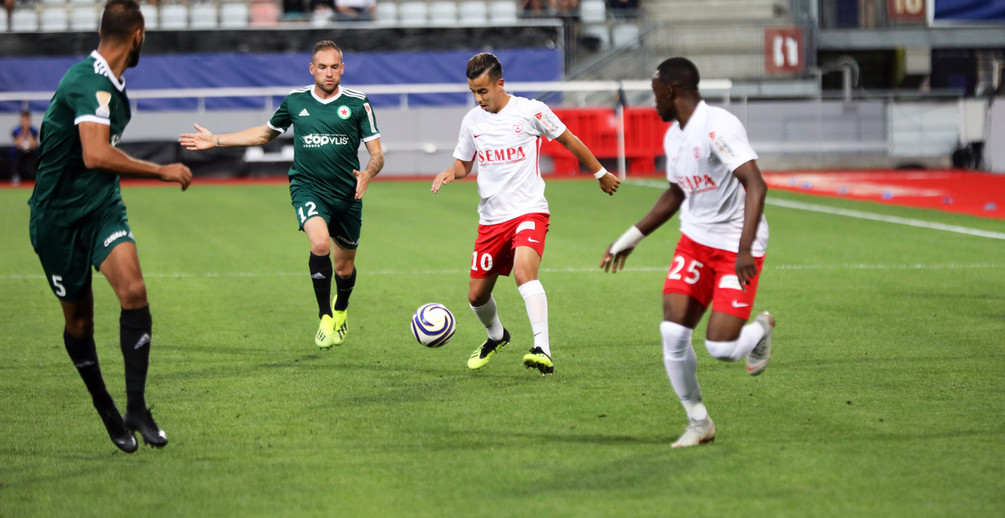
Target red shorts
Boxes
[470,213,549,278]
[662,234,765,320]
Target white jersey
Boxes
[453,95,566,225]
[664,101,769,256]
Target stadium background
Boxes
[2,0,1004,180]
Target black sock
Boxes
[63,329,114,409]
[120,305,152,414]
[309,252,334,318]
[333,267,356,312]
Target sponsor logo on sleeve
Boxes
[709,131,735,162]
[95,91,112,118]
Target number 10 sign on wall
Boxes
[764,27,804,75]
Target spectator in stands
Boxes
[519,0,549,18]
[334,0,375,21]
[553,0,580,52]
[11,110,39,185]
[4,0,14,24]
[283,0,309,20]
[310,0,335,23]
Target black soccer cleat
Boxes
[98,406,138,453]
[124,408,168,448]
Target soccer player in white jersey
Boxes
[600,57,775,447]
[180,41,384,350]
[432,52,620,375]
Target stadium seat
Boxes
[249,0,279,26]
[70,6,100,31]
[140,3,159,29]
[487,0,516,23]
[375,1,397,25]
[189,3,219,28]
[428,1,457,24]
[220,2,250,28]
[579,0,606,22]
[397,1,428,25]
[458,0,487,24]
[159,4,188,29]
[40,6,69,32]
[11,7,39,31]
[611,22,638,48]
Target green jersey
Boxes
[29,51,130,225]
[268,86,380,200]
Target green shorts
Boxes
[290,185,362,250]
[29,199,134,301]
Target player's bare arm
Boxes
[431,159,473,194]
[731,159,767,286]
[80,121,192,190]
[179,123,278,150]
[354,138,385,200]
[601,183,685,273]
[554,130,620,195]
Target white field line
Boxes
[3,262,1002,281]
[629,180,1005,241]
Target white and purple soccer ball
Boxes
[411,303,456,348]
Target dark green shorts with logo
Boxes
[29,199,134,301]
[289,185,362,250]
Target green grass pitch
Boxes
[1,178,1003,517]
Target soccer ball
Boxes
[411,303,456,348]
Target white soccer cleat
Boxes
[672,416,716,448]
[746,311,774,376]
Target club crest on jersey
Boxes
[693,146,701,160]
[513,122,524,135]
[337,105,351,119]
[478,146,527,165]
[95,91,112,118]
[709,131,735,161]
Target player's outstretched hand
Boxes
[598,172,621,195]
[159,163,193,191]
[178,124,215,151]
[431,170,455,194]
[600,244,632,273]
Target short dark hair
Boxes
[466,53,503,81]
[100,0,144,42]
[313,40,343,60]
[654,57,700,91]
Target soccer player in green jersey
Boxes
[180,40,384,350]
[28,0,193,453]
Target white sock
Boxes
[704,320,766,361]
[518,280,549,357]
[470,296,504,341]
[660,321,707,421]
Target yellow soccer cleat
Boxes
[331,310,348,346]
[316,314,336,350]
[467,329,510,370]
[522,347,554,375]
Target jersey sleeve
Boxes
[451,110,477,162]
[69,77,112,127]
[358,98,380,142]
[707,114,757,172]
[268,96,292,133]
[528,100,566,141]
